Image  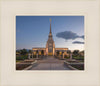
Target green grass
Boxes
[16,60,23,62]
[16,55,28,60]
[16,60,20,62]
[72,56,84,60]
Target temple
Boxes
[32,19,68,56]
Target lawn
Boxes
[16,55,28,60]
[72,56,84,60]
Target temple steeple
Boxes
[50,19,52,33]
[46,19,55,56]
[49,19,52,37]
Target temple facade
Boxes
[32,19,68,56]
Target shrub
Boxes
[64,55,70,59]
[16,56,24,60]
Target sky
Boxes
[16,16,84,51]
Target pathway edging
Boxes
[23,60,37,70]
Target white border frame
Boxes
[0,1,100,86]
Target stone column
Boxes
[63,53,64,59]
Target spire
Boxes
[50,18,51,33]
[48,18,52,37]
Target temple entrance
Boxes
[48,52,53,56]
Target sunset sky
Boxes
[16,16,84,51]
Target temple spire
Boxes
[50,18,51,33]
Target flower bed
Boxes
[16,59,35,70]
[64,61,84,70]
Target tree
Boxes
[41,50,44,55]
[56,51,60,56]
[20,49,28,55]
[36,50,38,54]
[67,50,71,55]
[16,50,21,55]
[81,50,84,54]
[73,50,79,56]
[29,50,32,53]
[16,50,21,54]
[79,50,84,57]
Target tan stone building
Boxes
[32,19,68,56]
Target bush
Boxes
[64,55,70,59]
[16,55,28,60]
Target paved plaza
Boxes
[29,56,71,70]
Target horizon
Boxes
[16,16,84,51]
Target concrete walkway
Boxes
[29,56,71,70]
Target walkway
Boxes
[29,56,71,70]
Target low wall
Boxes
[64,61,79,70]
[23,60,37,70]
[16,60,37,70]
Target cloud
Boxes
[56,31,84,40]
[72,41,84,44]
[80,35,84,39]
